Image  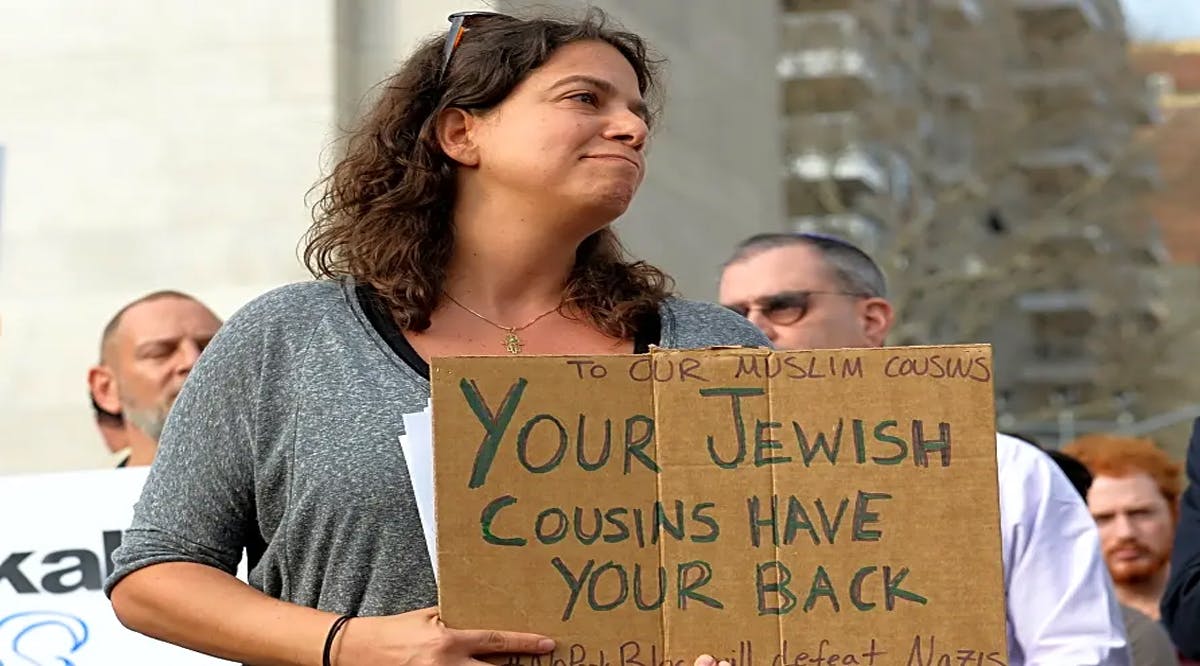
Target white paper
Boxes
[400,404,437,577]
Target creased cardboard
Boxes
[432,345,1007,666]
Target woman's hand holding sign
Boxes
[333,607,555,666]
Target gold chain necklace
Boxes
[443,293,561,354]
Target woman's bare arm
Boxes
[111,561,557,666]
[111,561,337,666]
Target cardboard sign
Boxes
[0,467,235,665]
[433,346,1006,666]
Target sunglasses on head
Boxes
[439,11,511,81]
[726,290,868,326]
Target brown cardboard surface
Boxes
[432,346,1006,666]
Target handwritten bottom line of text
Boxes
[497,636,1006,666]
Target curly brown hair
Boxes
[303,8,673,338]
[1062,434,1183,514]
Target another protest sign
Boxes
[0,467,234,664]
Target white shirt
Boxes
[996,433,1131,665]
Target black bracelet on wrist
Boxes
[322,614,355,666]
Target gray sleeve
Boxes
[103,289,282,595]
[663,298,772,349]
[1122,606,1181,666]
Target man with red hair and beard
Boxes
[1066,433,1192,666]
[1065,433,1191,664]
[1064,434,1182,623]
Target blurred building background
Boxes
[779,0,1199,454]
[1,3,335,472]
[1132,38,1200,263]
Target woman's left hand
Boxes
[694,655,731,666]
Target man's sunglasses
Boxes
[439,11,510,81]
[726,290,867,326]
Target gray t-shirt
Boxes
[1121,605,1180,666]
[104,279,769,617]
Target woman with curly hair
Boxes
[105,9,766,666]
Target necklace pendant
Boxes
[503,330,523,355]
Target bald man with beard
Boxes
[87,291,222,467]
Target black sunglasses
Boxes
[439,11,509,81]
[726,290,867,326]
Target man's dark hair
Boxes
[725,232,887,298]
[1005,431,1094,501]
[1046,450,1094,501]
[91,394,123,426]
